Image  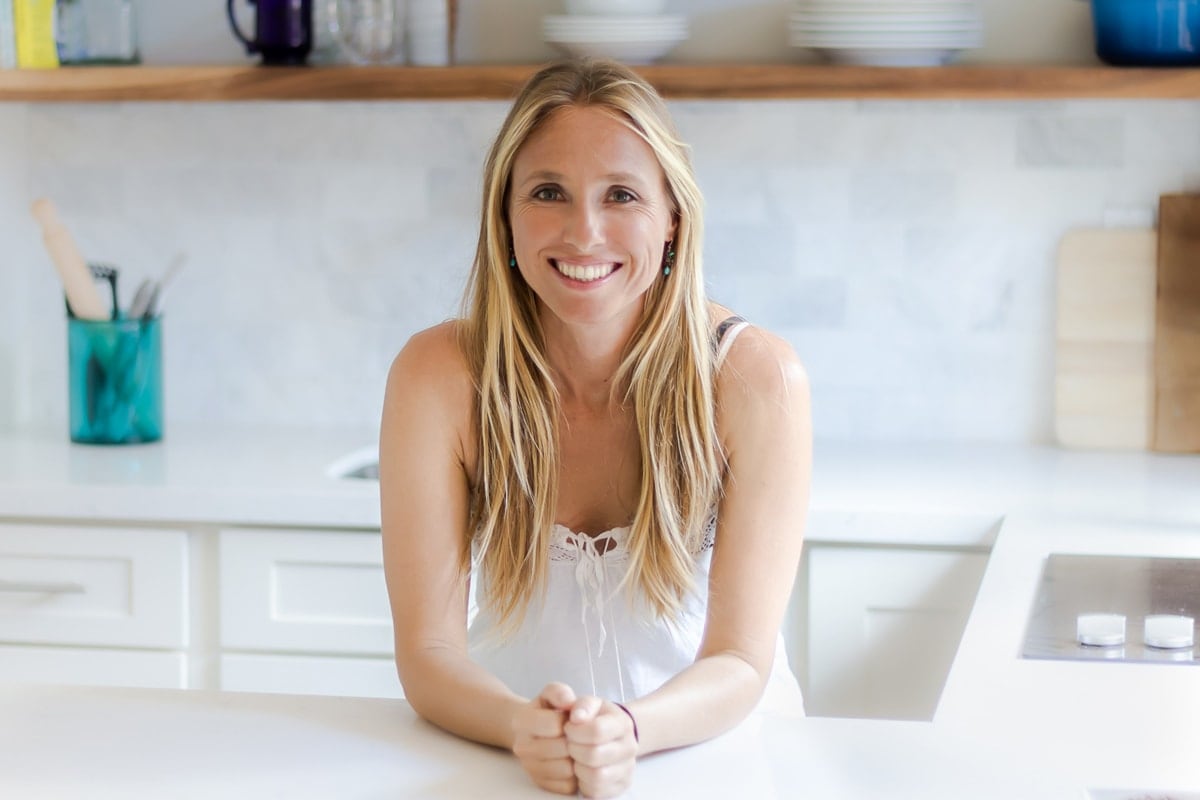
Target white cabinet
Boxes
[217,528,399,698]
[0,523,189,688]
[783,511,997,721]
[796,544,988,721]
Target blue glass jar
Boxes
[68,315,163,445]
[1090,0,1200,66]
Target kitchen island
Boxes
[1,428,1198,796]
[0,683,1080,799]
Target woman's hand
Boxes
[511,683,578,796]
[564,697,638,799]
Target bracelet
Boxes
[613,702,639,743]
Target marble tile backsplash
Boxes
[2,99,1198,443]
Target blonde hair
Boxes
[459,58,721,632]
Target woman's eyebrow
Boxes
[517,170,647,186]
[518,170,565,185]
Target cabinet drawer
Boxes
[219,528,392,656]
[220,653,402,699]
[0,644,187,689]
[0,525,188,649]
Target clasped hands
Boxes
[512,682,638,798]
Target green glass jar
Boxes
[68,315,162,445]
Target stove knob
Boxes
[1143,615,1195,649]
[1076,613,1126,646]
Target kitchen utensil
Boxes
[88,262,119,320]
[127,277,154,320]
[226,0,313,65]
[142,254,185,319]
[328,0,406,64]
[1151,193,1200,453]
[1054,228,1156,450]
[31,197,109,322]
[1086,0,1200,66]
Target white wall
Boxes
[2,1,1197,443]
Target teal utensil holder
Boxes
[68,315,163,445]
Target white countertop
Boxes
[0,685,1083,799]
[937,514,1200,794]
[2,427,1199,541]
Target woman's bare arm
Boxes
[379,322,526,749]
[617,325,812,755]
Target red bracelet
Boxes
[613,702,639,743]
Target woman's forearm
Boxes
[398,645,528,750]
[621,651,765,756]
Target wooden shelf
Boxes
[2,63,1200,102]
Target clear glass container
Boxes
[56,0,140,65]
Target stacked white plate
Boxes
[789,0,983,67]
[542,14,689,65]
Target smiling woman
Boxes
[377,57,811,799]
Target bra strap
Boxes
[714,315,749,367]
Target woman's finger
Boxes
[538,682,577,711]
[575,760,635,799]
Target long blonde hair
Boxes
[459,58,721,632]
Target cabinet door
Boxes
[804,545,988,721]
[219,528,392,656]
[0,524,188,648]
[0,644,187,689]
[220,653,403,699]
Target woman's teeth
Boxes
[555,261,616,282]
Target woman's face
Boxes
[508,105,677,332]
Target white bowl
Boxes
[564,0,669,16]
[542,15,688,41]
[806,46,966,66]
[546,35,684,64]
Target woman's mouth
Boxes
[553,260,619,283]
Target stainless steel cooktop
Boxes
[1022,554,1199,665]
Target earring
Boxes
[509,252,517,268]
[663,242,676,277]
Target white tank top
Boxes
[466,319,805,713]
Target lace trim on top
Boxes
[547,512,717,564]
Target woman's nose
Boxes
[562,202,604,249]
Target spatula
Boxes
[31,198,109,321]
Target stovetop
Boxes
[1022,554,1199,665]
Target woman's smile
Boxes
[552,258,621,284]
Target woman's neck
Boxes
[540,313,638,412]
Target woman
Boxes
[379,58,810,799]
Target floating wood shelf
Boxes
[1,63,1199,102]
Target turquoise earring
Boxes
[663,243,676,277]
[509,252,517,268]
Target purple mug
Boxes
[227,0,313,65]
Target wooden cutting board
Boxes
[1054,229,1157,449]
[1152,194,1200,453]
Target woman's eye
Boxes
[532,186,561,201]
[610,188,636,203]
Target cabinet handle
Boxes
[0,580,87,594]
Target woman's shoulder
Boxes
[707,304,808,400]
[386,319,474,403]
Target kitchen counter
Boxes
[2,427,1199,540]
[937,514,1200,794]
[2,428,1199,795]
[0,684,1081,799]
